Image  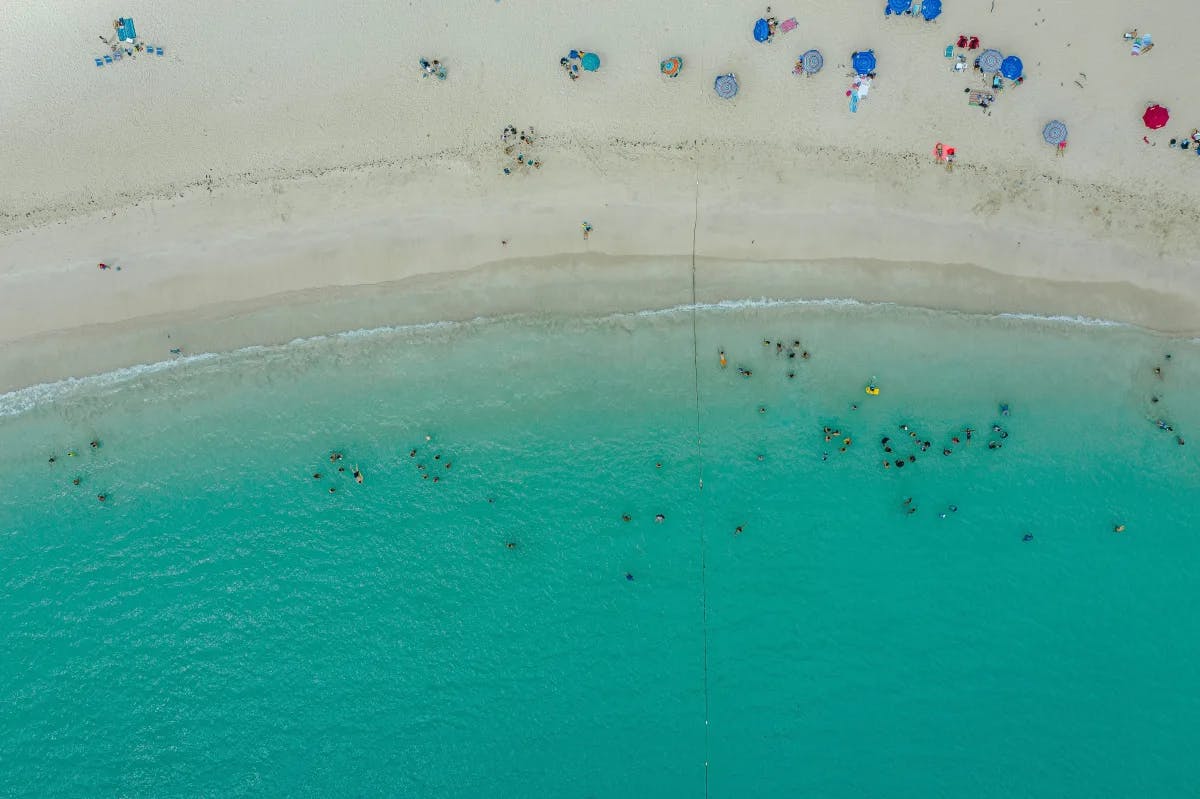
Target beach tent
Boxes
[1142,104,1169,129]
[920,0,943,20]
[714,73,739,99]
[1000,55,1023,79]
[581,52,600,71]
[886,0,912,15]
[852,50,876,75]
[1042,120,1068,146]
[799,49,824,75]
[754,18,771,42]
[660,56,683,77]
[977,49,1002,73]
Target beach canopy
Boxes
[1142,104,1169,129]
[581,52,600,71]
[660,56,682,77]
[852,50,876,75]
[754,18,770,42]
[800,49,824,75]
[921,0,943,20]
[1042,120,1068,146]
[886,0,912,14]
[977,48,1003,73]
[1000,55,1023,79]
[714,73,739,99]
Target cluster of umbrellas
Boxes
[975,48,1023,79]
[885,0,943,21]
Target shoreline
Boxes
[2,252,1196,403]
[3,138,1199,395]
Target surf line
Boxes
[690,147,711,798]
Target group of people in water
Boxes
[1150,355,1186,446]
[313,435,450,494]
[48,439,105,501]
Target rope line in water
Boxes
[689,149,710,799]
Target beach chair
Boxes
[95,56,104,67]
[104,54,113,64]
[156,46,164,56]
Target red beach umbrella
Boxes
[1142,104,1169,129]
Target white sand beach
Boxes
[2,0,1198,391]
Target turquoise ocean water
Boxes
[2,300,1199,797]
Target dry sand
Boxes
[2,0,1198,392]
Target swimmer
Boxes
[776,342,783,355]
[881,436,890,445]
[801,351,810,360]
[757,454,765,461]
[67,450,77,457]
[445,462,452,469]
[883,460,890,468]
[965,428,974,440]
[72,477,81,486]
[422,474,429,480]
[90,440,99,449]
[1000,403,1010,416]
[895,459,905,468]
[1178,436,1186,446]
[432,476,440,483]
[417,464,424,470]
[1022,533,1033,542]
[1153,367,1162,378]
[353,467,363,484]
[719,349,727,368]
[1114,524,1126,533]
[992,425,1002,433]
[434,454,441,460]
[851,404,858,411]
[759,407,766,414]
[903,497,913,506]
[506,541,517,549]
[487,497,495,503]
[900,424,910,432]
[763,339,771,346]
[97,494,107,502]
[843,437,851,445]
[787,372,795,379]
[734,525,743,535]
[425,435,432,441]
[952,437,960,444]
[988,441,1001,449]
[826,427,834,435]
[940,512,947,519]
[656,462,663,468]
[312,473,321,479]
[907,507,917,515]
[949,505,958,512]
[329,487,337,493]
[338,466,345,472]
[793,340,800,348]
[822,453,829,462]
[908,455,916,463]
[655,514,665,523]
[409,449,417,457]
[1151,396,1159,404]
[626,572,635,581]
[48,456,56,464]
[622,514,632,522]
[839,446,847,453]
[788,351,796,359]
[1000,431,1008,439]
[330,452,343,462]
[943,448,951,455]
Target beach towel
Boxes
[1131,33,1152,55]
[780,17,798,33]
[850,92,859,113]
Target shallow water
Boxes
[2,301,1198,797]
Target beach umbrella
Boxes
[660,56,682,77]
[1000,55,1023,79]
[920,0,942,20]
[753,18,770,42]
[714,73,739,99]
[1042,120,1068,146]
[887,0,912,14]
[800,49,824,75]
[1142,104,1169,129]
[581,52,600,71]
[852,50,876,75]
[977,48,1003,73]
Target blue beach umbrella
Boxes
[977,48,1003,73]
[581,52,600,71]
[920,0,942,20]
[753,18,770,42]
[714,73,739,99]
[1000,55,1023,79]
[852,50,876,75]
[800,49,824,75]
[886,0,912,14]
[1042,120,1068,146]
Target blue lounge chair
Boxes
[156,47,163,56]
[95,56,104,67]
[104,54,113,64]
